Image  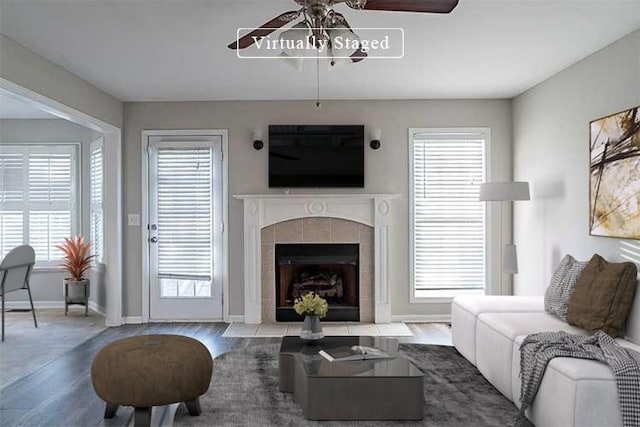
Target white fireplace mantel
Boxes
[234,193,400,324]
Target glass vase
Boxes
[300,314,324,343]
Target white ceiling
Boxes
[0,0,639,102]
[0,90,57,119]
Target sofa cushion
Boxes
[544,254,587,320]
[567,254,638,337]
[475,312,586,400]
[479,311,587,341]
[512,335,623,427]
[451,296,544,365]
[453,296,544,317]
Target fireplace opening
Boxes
[275,243,359,322]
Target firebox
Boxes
[275,243,359,322]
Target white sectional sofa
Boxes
[452,292,640,426]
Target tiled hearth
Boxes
[222,322,413,338]
[234,194,400,324]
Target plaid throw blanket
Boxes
[517,331,640,427]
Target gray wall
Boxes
[0,119,106,310]
[0,34,122,128]
[123,99,513,318]
[0,36,123,323]
[513,30,640,295]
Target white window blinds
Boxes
[90,139,104,263]
[410,130,487,298]
[0,145,78,263]
[156,148,213,280]
[0,151,24,257]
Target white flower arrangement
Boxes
[293,293,328,318]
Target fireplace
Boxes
[275,243,360,322]
[235,194,398,324]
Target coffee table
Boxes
[279,336,424,420]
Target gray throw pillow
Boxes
[544,255,588,320]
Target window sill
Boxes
[32,264,105,274]
[33,266,64,274]
[411,288,484,303]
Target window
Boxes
[410,129,488,299]
[155,147,213,298]
[90,138,104,263]
[0,144,79,264]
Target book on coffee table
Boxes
[318,345,395,362]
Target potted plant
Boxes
[294,293,328,343]
[57,235,95,316]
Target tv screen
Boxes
[269,125,365,188]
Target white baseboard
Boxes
[89,301,106,316]
[149,318,223,323]
[124,316,235,324]
[4,300,106,316]
[391,314,451,323]
[4,301,105,316]
[4,300,65,309]
[4,299,105,309]
[224,315,245,323]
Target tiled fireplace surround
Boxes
[261,218,374,323]
[235,194,399,324]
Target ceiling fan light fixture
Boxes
[278,51,304,71]
[280,22,313,57]
[327,45,352,69]
[228,0,459,52]
[328,25,361,58]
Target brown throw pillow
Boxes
[566,254,638,337]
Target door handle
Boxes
[149,237,158,243]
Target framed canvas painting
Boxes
[589,106,640,240]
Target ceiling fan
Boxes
[227,0,459,65]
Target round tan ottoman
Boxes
[91,334,212,427]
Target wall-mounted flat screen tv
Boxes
[269,125,365,188]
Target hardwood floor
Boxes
[0,322,452,427]
[0,308,106,388]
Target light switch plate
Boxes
[128,214,140,226]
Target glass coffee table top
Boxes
[280,336,423,378]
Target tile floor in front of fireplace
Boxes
[222,321,414,338]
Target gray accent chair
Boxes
[0,245,38,341]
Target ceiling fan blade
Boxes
[352,0,459,14]
[228,10,300,50]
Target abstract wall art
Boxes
[590,106,640,240]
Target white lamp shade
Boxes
[280,23,312,58]
[479,182,530,201]
[278,51,303,71]
[503,244,519,274]
[328,25,360,57]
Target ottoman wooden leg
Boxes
[184,397,202,416]
[134,407,152,427]
[104,402,119,418]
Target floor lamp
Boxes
[479,182,530,295]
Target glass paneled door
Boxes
[148,137,223,320]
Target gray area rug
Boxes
[173,342,530,426]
